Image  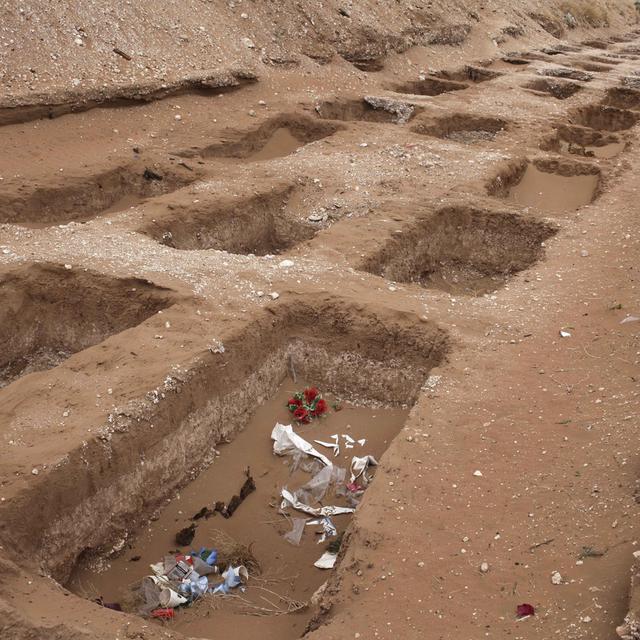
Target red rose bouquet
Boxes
[287,387,328,423]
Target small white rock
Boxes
[551,570,563,585]
[174,114,182,121]
[278,259,294,268]
[473,470,483,477]
[480,562,489,573]
[269,292,280,300]
[31,468,39,475]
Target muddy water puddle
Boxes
[559,139,625,159]
[248,128,304,161]
[69,380,408,639]
[507,165,598,212]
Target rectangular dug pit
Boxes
[178,114,341,162]
[0,263,175,388]
[389,76,470,96]
[538,67,593,82]
[541,124,625,159]
[3,300,447,637]
[0,160,196,226]
[314,96,419,124]
[359,205,556,296]
[602,87,640,110]
[139,185,315,255]
[432,65,502,83]
[487,158,601,213]
[569,104,640,132]
[523,78,582,100]
[411,113,508,143]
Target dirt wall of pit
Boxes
[0,1,634,111]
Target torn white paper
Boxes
[314,551,337,569]
[272,423,333,467]
[307,516,337,543]
[350,455,379,483]
[281,488,355,517]
[314,434,340,457]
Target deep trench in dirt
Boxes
[0,263,175,388]
[4,299,447,638]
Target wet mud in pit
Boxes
[69,381,408,639]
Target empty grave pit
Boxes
[541,124,625,159]
[178,114,341,162]
[389,76,469,97]
[487,158,601,213]
[431,65,503,83]
[359,205,556,296]
[523,78,582,100]
[569,104,640,132]
[570,60,614,73]
[538,67,593,82]
[0,160,195,226]
[313,96,420,124]
[0,263,175,389]
[602,87,640,110]
[3,299,448,638]
[411,113,508,144]
[140,185,315,255]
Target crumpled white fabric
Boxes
[271,423,333,467]
[280,488,354,517]
[350,455,379,483]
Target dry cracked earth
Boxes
[1,16,640,640]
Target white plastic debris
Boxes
[314,434,340,457]
[621,316,640,324]
[272,423,333,467]
[559,330,572,338]
[350,455,379,483]
[307,516,337,543]
[283,518,307,546]
[280,488,354,517]
[269,292,280,300]
[551,570,563,585]
[473,470,483,477]
[314,551,337,569]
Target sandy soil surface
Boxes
[1,2,640,640]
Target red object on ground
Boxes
[151,608,175,620]
[516,603,535,618]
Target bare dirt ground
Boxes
[1,1,640,639]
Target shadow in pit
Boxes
[0,263,176,389]
[541,124,625,159]
[358,204,556,296]
[431,65,503,83]
[411,113,508,143]
[0,159,196,226]
[487,157,601,213]
[0,297,448,590]
[313,97,421,124]
[569,104,640,131]
[388,76,469,97]
[601,87,640,110]
[139,184,316,255]
[522,78,583,100]
[177,114,342,161]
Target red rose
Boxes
[293,407,309,423]
[287,397,302,408]
[304,387,319,404]
[312,398,328,416]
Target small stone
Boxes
[278,259,294,268]
[242,37,255,49]
[473,470,483,477]
[551,570,563,585]
[417,561,425,568]
[582,616,592,623]
[64,264,72,270]
[480,562,489,573]
[174,114,182,121]
[31,468,39,475]
[258,100,266,106]
[580,249,589,257]
[248,109,256,117]
[269,292,280,300]
[256,291,264,297]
